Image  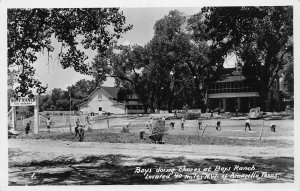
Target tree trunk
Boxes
[259,80,271,111]
[193,77,203,109]
[167,94,173,113]
[143,105,148,114]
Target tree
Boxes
[201,6,293,110]
[67,79,97,99]
[90,10,215,112]
[39,94,53,112]
[56,99,70,111]
[8,8,132,98]
[50,88,64,106]
[91,44,151,110]
[148,10,212,111]
[281,37,293,102]
[91,10,213,112]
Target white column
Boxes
[11,106,16,131]
[237,98,241,111]
[34,96,39,134]
[222,98,227,111]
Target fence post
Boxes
[33,96,39,134]
[259,120,264,141]
[107,119,110,133]
[99,122,102,134]
[11,107,16,131]
[201,124,208,137]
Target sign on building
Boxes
[10,97,37,106]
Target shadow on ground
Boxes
[9,154,293,185]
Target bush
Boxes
[121,126,129,133]
[186,112,200,120]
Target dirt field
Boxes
[9,116,294,185]
[16,116,294,141]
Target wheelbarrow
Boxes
[149,133,165,144]
[8,129,20,139]
[148,119,167,144]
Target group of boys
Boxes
[75,119,85,141]
[24,117,87,141]
[24,117,52,134]
[147,116,276,132]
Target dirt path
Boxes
[8,139,294,185]
[9,139,293,163]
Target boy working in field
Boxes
[78,125,85,141]
[181,116,186,130]
[86,114,90,124]
[149,117,154,132]
[169,121,175,129]
[245,118,251,131]
[271,123,276,132]
[25,120,31,134]
[46,117,51,133]
[146,120,150,129]
[75,118,80,137]
[198,118,202,130]
[216,120,221,131]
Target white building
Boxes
[77,86,144,115]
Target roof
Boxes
[215,75,246,83]
[77,101,88,107]
[101,86,138,99]
[84,86,119,100]
[77,86,139,108]
[214,67,246,83]
[101,86,119,99]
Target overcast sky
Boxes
[33,7,225,91]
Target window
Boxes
[217,83,220,93]
[99,107,102,111]
[274,79,278,90]
[98,93,102,100]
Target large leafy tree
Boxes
[91,10,213,112]
[201,6,293,110]
[280,39,294,102]
[8,8,132,98]
[37,79,98,112]
[91,44,150,110]
[148,10,212,111]
[67,79,97,99]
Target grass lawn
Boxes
[15,129,292,148]
[9,116,294,185]
[14,116,293,148]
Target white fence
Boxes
[40,110,76,116]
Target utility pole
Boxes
[69,91,72,133]
[34,95,39,134]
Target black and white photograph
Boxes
[1,0,299,190]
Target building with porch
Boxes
[207,68,259,112]
[77,86,144,115]
[207,67,281,112]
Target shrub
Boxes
[121,126,129,133]
[186,112,200,120]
